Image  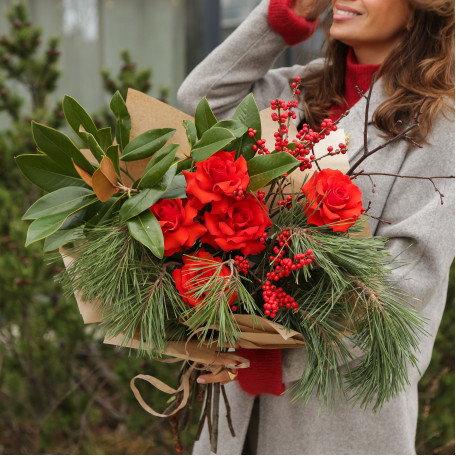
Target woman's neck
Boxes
[352,44,389,65]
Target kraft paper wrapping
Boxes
[65,90,371,358]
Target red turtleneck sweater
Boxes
[236,3,380,397]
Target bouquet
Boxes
[17,80,452,452]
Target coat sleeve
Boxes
[283,108,455,383]
[374,111,455,315]
[177,0,317,119]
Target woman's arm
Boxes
[177,0,320,120]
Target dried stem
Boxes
[211,383,220,454]
[221,384,236,438]
[353,172,454,205]
[346,93,427,176]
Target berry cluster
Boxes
[278,194,293,209]
[260,230,315,319]
[249,128,271,155]
[270,98,298,152]
[232,185,245,201]
[267,248,314,282]
[234,255,250,274]
[327,142,348,156]
[290,76,301,95]
[262,282,298,318]
[291,118,339,171]
[256,190,266,204]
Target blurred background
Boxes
[0,0,453,454]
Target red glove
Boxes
[268,0,320,46]
[236,347,285,396]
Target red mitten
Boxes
[268,0,320,46]
[236,347,285,396]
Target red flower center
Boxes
[155,200,184,230]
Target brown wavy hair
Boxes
[299,0,455,141]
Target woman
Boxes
[177,0,454,454]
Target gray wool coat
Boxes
[177,1,455,454]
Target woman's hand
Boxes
[292,0,331,21]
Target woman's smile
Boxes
[333,3,362,21]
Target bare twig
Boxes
[221,384,236,438]
[347,96,427,176]
[352,172,454,205]
[211,383,220,454]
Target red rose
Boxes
[150,198,207,256]
[202,195,272,256]
[301,169,363,233]
[183,151,249,205]
[172,249,237,307]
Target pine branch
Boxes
[55,224,183,357]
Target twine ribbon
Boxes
[130,339,250,418]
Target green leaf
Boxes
[32,121,95,173]
[194,97,217,138]
[176,158,193,174]
[139,144,179,189]
[120,128,175,162]
[43,227,84,252]
[23,187,97,220]
[15,154,86,192]
[191,127,236,162]
[247,152,300,192]
[232,93,261,136]
[127,210,164,259]
[63,95,100,142]
[119,166,176,221]
[183,119,197,147]
[161,174,187,199]
[26,213,72,246]
[106,145,120,176]
[60,202,103,230]
[85,196,123,229]
[84,132,105,162]
[98,127,112,151]
[213,120,248,138]
[110,91,131,151]
[231,93,262,161]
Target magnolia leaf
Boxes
[86,133,105,162]
[92,169,117,202]
[139,144,179,189]
[60,202,103,230]
[120,128,175,162]
[110,91,131,151]
[73,162,93,187]
[63,95,100,142]
[191,127,236,162]
[106,145,121,177]
[26,213,71,246]
[161,174,187,199]
[247,152,300,192]
[213,119,248,138]
[176,158,193,174]
[183,119,197,147]
[23,187,97,220]
[194,97,217,139]
[32,121,94,174]
[25,194,99,246]
[85,196,123,229]
[98,127,112,151]
[100,156,118,187]
[119,166,176,221]
[15,154,86,192]
[43,227,84,252]
[127,210,164,259]
[231,94,262,161]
